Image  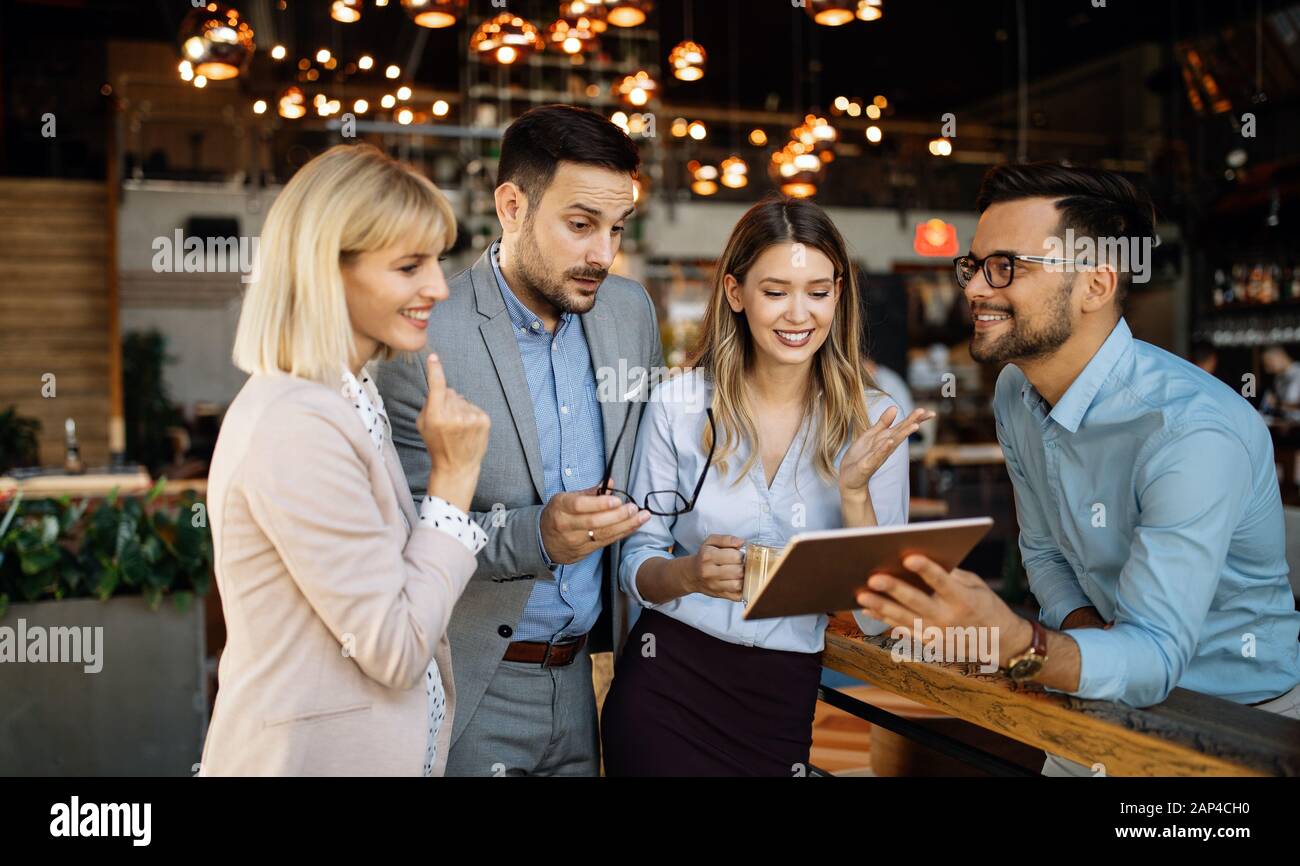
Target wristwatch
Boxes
[1005,618,1048,682]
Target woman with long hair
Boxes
[200,144,490,776]
[601,196,931,776]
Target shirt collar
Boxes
[489,239,571,337]
[1021,317,1133,435]
[341,367,388,453]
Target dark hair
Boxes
[497,104,641,206]
[975,161,1157,309]
[1190,341,1217,365]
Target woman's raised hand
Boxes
[417,353,491,513]
[838,406,934,500]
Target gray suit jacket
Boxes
[371,246,663,748]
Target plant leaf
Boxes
[0,490,23,537]
[145,475,167,505]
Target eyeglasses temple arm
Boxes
[599,391,650,495]
[684,408,716,508]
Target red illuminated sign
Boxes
[913,219,959,257]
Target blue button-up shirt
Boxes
[490,241,606,642]
[995,317,1300,707]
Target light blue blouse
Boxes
[619,369,909,653]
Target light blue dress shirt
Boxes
[619,369,908,653]
[995,317,1300,707]
[489,242,605,643]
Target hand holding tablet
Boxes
[740,517,994,621]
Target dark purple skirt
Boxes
[601,608,823,777]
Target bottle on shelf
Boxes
[63,418,84,475]
[1248,264,1264,304]
[1230,263,1247,305]
[1265,264,1282,304]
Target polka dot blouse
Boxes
[341,368,487,777]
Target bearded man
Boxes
[374,105,662,776]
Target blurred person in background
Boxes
[1261,345,1300,419]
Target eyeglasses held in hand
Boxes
[598,406,715,517]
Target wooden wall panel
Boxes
[0,178,112,468]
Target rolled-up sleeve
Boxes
[1058,427,1251,706]
[618,395,680,609]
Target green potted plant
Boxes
[0,405,42,474]
[0,478,214,776]
[122,330,185,476]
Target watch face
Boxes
[1010,657,1043,681]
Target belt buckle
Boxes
[542,638,568,668]
[542,636,577,668]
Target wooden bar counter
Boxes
[822,615,1300,777]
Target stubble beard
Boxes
[969,273,1076,365]
[514,217,605,317]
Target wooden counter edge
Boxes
[822,617,1300,777]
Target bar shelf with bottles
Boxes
[1208,261,1300,311]
[1198,259,1300,348]
[1197,254,1300,506]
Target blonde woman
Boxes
[200,144,490,776]
[601,196,933,776]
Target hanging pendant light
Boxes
[856,0,884,22]
[178,2,255,81]
[669,40,706,81]
[611,111,653,137]
[688,161,719,196]
[330,0,362,23]
[277,85,306,119]
[804,0,857,26]
[546,15,600,56]
[402,0,467,28]
[470,13,542,66]
[770,140,823,198]
[669,0,704,81]
[720,156,749,189]
[613,70,658,107]
[562,1,608,33]
[928,137,953,157]
[597,0,652,28]
[792,114,838,156]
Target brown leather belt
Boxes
[502,634,588,667]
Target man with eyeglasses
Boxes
[856,162,1300,775]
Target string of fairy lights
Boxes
[173,0,953,199]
